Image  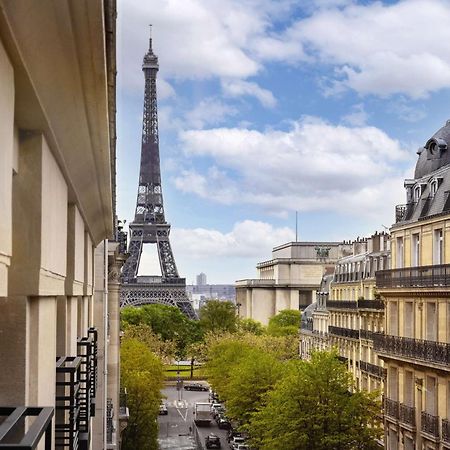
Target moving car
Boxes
[184,383,208,391]
[205,433,221,449]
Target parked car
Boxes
[227,430,242,443]
[236,445,249,450]
[158,401,168,415]
[217,417,231,429]
[184,383,208,391]
[213,406,226,419]
[205,433,221,449]
[230,437,245,449]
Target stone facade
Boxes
[236,241,351,325]
[0,1,125,449]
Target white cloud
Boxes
[341,103,368,127]
[185,97,238,128]
[175,117,409,222]
[171,220,294,258]
[222,80,277,108]
[292,0,450,98]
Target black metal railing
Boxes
[55,356,81,449]
[399,403,416,427]
[88,327,98,417]
[359,361,386,378]
[421,411,440,438]
[360,329,376,340]
[77,335,95,441]
[106,398,114,445]
[395,202,416,223]
[357,299,384,310]
[327,300,357,309]
[329,326,360,339]
[119,389,129,424]
[0,406,54,449]
[337,355,348,363]
[376,263,450,288]
[373,333,450,366]
[384,397,399,420]
[442,418,450,443]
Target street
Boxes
[158,383,230,450]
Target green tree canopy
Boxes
[121,304,203,358]
[121,338,164,450]
[267,309,301,336]
[238,317,265,335]
[248,350,382,450]
[199,300,237,333]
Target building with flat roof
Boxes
[236,241,352,325]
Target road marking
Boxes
[175,402,188,422]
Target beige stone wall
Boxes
[0,38,14,297]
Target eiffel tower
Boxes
[120,30,196,319]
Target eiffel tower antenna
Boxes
[120,28,196,319]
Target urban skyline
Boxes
[117,0,450,284]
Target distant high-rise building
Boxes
[196,272,207,286]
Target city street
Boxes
[158,383,229,450]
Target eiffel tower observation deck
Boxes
[120,29,196,319]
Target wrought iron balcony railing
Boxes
[384,397,399,420]
[360,329,376,340]
[55,356,81,449]
[88,327,98,416]
[327,300,357,309]
[376,263,450,289]
[359,361,386,378]
[0,406,54,449]
[357,299,384,310]
[106,398,115,445]
[395,202,416,223]
[329,326,360,340]
[399,403,416,427]
[421,411,440,438]
[373,333,450,367]
[442,418,450,444]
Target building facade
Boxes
[236,241,351,325]
[375,121,450,450]
[0,1,125,449]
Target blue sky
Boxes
[116,0,450,283]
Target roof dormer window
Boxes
[414,185,422,202]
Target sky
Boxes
[116,0,450,284]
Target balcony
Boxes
[399,404,416,427]
[357,299,384,310]
[327,300,357,309]
[106,398,115,447]
[384,397,399,420]
[421,411,440,439]
[0,406,54,449]
[442,418,450,444]
[395,202,416,223]
[360,329,376,340]
[373,333,450,367]
[119,389,130,435]
[329,326,360,340]
[359,361,386,379]
[88,327,98,416]
[55,356,81,449]
[376,263,450,289]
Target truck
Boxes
[193,402,212,426]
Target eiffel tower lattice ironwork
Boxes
[120,31,196,319]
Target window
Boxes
[433,229,443,264]
[389,366,398,400]
[411,233,420,267]
[389,301,399,335]
[426,302,437,341]
[414,185,421,202]
[426,376,437,415]
[404,370,414,407]
[396,237,404,268]
[430,180,438,197]
[404,302,413,338]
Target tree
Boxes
[121,338,164,450]
[267,309,301,336]
[238,318,265,335]
[199,300,237,333]
[121,304,203,358]
[248,350,382,450]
